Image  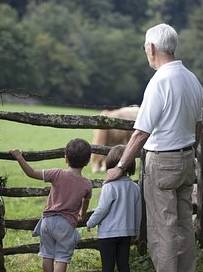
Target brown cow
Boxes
[91,106,139,173]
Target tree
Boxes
[112,0,148,25]
[0,4,37,92]
[19,1,149,106]
[80,25,148,106]
[20,1,91,103]
[70,0,113,20]
[5,0,201,106]
[145,0,201,30]
[178,6,203,83]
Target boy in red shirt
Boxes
[10,138,92,272]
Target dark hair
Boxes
[65,138,91,168]
[106,145,135,176]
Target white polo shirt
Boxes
[134,61,203,151]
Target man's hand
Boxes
[78,212,85,223]
[10,149,23,160]
[105,130,149,183]
[105,166,123,183]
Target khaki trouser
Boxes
[144,150,196,272]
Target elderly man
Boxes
[107,23,203,272]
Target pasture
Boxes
[0,103,203,271]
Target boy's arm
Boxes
[78,197,90,222]
[10,149,43,180]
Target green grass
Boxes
[0,103,104,271]
[1,103,203,272]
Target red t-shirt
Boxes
[42,169,92,227]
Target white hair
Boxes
[145,23,178,54]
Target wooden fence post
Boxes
[0,176,6,272]
[137,150,147,255]
[196,123,203,247]
[0,197,6,272]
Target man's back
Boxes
[135,60,203,151]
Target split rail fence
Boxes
[0,111,203,272]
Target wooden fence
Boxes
[0,111,203,271]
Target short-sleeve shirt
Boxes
[42,169,92,227]
[134,61,203,151]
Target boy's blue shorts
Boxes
[38,215,80,263]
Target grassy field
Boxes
[1,103,203,271]
[0,103,103,271]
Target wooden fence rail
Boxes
[0,179,105,197]
[3,238,139,256]
[0,145,140,161]
[4,210,93,231]
[0,111,134,130]
[0,145,112,161]
[3,239,100,255]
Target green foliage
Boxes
[112,0,148,25]
[0,0,202,106]
[0,4,36,90]
[20,2,91,101]
[80,26,147,105]
[145,0,201,30]
[0,1,149,106]
[73,0,113,20]
[178,6,203,83]
[2,0,28,17]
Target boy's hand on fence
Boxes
[9,149,23,160]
